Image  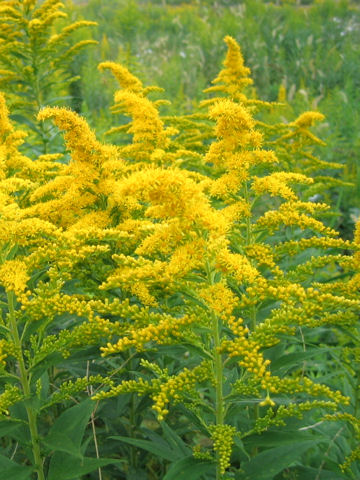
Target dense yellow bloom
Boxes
[199,282,238,318]
[209,424,237,474]
[38,107,115,167]
[100,313,196,355]
[98,62,143,92]
[293,111,325,129]
[0,27,356,479]
[216,248,259,284]
[0,259,29,296]
[209,99,256,145]
[257,201,338,236]
[0,93,12,135]
[203,35,253,104]
[151,363,210,420]
[113,90,171,160]
[252,172,313,201]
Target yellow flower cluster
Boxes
[0,385,22,417]
[0,259,29,297]
[252,400,338,435]
[203,35,253,105]
[151,362,211,420]
[257,201,338,236]
[199,282,238,319]
[209,424,237,474]
[100,313,196,355]
[252,172,313,201]
[216,248,259,285]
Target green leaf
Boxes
[43,399,94,457]
[9,114,42,134]
[238,441,316,480]
[271,349,329,373]
[0,454,33,480]
[47,453,119,480]
[110,435,179,462]
[161,421,191,457]
[294,466,348,480]
[0,421,21,438]
[163,456,214,480]
[245,430,319,448]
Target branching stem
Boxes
[7,292,45,480]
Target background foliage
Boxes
[69,0,360,237]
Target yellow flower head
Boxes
[204,35,253,102]
[37,107,113,167]
[209,99,255,141]
[0,259,29,296]
[293,111,325,129]
[199,282,238,318]
[98,61,143,93]
[0,93,13,136]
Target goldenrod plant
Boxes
[0,4,359,479]
[90,39,359,479]
[0,0,97,154]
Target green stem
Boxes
[7,292,45,480]
[244,181,253,246]
[212,311,224,480]
[129,354,137,472]
[213,314,224,427]
[354,368,360,420]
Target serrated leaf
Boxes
[239,441,316,480]
[245,430,320,448]
[0,454,33,480]
[0,422,22,438]
[271,349,329,372]
[163,456,214,480]
[47,452,119,480]
[43,399,94,457]
[110,435,179,461]
[9,114,42,133]
[294,465,349,479]
[161,421,191,457]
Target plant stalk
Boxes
[212,311,224,480]
[7,292,45,480]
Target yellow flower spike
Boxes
[216,248,259,285]
[33,0,63,14]
[37,107,110,167]
[56,40,98,63]
[209,424,237,475]
[278,84,287,103]
[257,201,338,237]
[252,172,313,201]
[0,386,23,416]
[113,90,169,160]
[199,282,238,318]
[203,35,253,104]
[293,111,325,129]
[49,20,98,45]
[0,93,13,135]
[98,61,144,93]
[209,99,255,141]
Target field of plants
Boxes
[0,0,359,479]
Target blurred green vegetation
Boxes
[68,0,360,236]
